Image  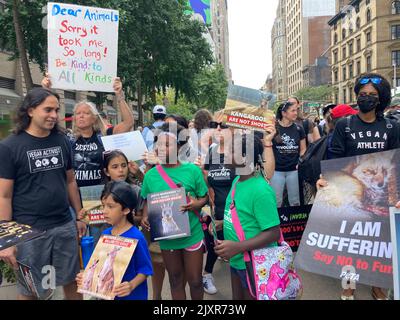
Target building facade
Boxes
[211,0,232,81]
[272,0,288,101]
[272,0,335,99]
[329,0,400,104]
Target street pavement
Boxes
[0,256,377,300]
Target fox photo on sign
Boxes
[295,149,400,289]
[47,2,119,92]
[78,235,137,300]
[101,131,148,162]
[148,188,191,242]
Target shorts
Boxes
[184,239,205,252]
[16,220,80,299]
[230,267,248,289]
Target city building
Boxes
[271,0,288,101]
[272,0,335,100]
[329,0,400,104]
[303,56,332,87]
[210,0,232,81]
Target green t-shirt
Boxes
[141,163,208,250]
[223,175,280,270]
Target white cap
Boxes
[153,105,166,115]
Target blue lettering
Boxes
[51,4,82,17]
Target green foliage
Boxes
[0,261,16,284]
[193,64,228,113]
[0,0,213,107]
[156,89,196,120]
[294,85,335,103]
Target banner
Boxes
[47,2,119,92]
[295,149,400,289]
[279,205,311,252]
[390,207,400,300]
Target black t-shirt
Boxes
[273,123,306,172]
[72,133,105,187]
[0,131,73,230]
[204,146,236,220]
[330,115,400,158]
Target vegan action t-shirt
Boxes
[141,163,208,250]
[224,175,280,270]
[0,131,73,230]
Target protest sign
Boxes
[78,234,137,300]
[47,2,119,92]
[148,188,191,242]
[80,184,105,225]
[0,221,45,250]
[295,149,400,288]
[279,205,311,252]
[390,207,400,299]
[101,131,148,162]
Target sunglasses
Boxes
[359,77,382,85]
[209,121,229,129]
[102,149,123,161]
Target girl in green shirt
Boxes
[215,133,281,300]
[141,123,209,300]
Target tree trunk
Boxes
[12,0,33,92]
[137,78,143,127]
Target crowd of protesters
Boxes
[0,72,400,301]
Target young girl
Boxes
[214,134,281,300]
[141,123,209,300]
[102,150,168,300]
[76,180,153,300]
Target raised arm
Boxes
[112,77,134,134]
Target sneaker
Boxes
[203,274,218,295]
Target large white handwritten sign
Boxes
[47,2,119,92]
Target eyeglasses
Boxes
[209,121,229,129]
[359,77,382,85]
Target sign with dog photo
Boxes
[147,188,191,242]
[78,235,138,300]
[295,149,400,289]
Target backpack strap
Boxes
[385,117,393,130]
[155,165,207,231]
[345,115,352,134]
[303,119,309,135]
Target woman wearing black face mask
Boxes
[330,73,399,158]
[325,73,400,300]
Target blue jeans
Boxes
[270,170,300,207]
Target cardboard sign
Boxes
[101,131,148,162]
[80,185,105,225]
[47,2,119,92]
[222,99,275,132]
[0,221,45,250]
[295,149,400,288]
[78,234,137,300]
[390,207,400,300]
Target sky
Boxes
[227,0,279,90]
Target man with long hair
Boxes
[0,88,84,300]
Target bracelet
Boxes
[264,144,273,148]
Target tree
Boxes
[156,88,196,121]
[193,64,228,113]
[294,85,335,103]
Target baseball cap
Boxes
[330,104,358,119]
[108,181,137,210]
[153,105,167,115]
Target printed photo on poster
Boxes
[47,2,119,92]
[78,235,137,300]
[80,185,106,225]
[148,188,191,242]
[390,207,400,300]
[0,221,45,250]
[295,149,400,289]
[16,262,40,299]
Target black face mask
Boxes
[357,95,379,113]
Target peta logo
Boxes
[340,265,359,290]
